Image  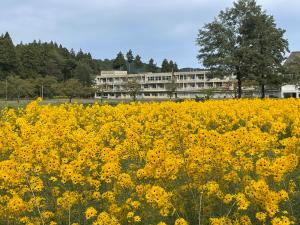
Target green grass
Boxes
[0,98,180,109]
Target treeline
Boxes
[0,32,179,99]
[0,76,94,101]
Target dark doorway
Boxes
[283,93,296,98]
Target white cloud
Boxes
[0,0,299,67]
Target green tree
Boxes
[113,52,127,71]
[283,53,300,84]
[126,49,134,73]
[197,0,288,98]
[134,55,143,70]
[34,76,58,98]
[5,76,35,101]
[173,63,179,72]
[95,83,108,103]
[57,79,85,103]
[165,76,177,99]
[73,63,94,86]
[62,58,77,81]
[123,78,141,101]
[241,7,288,98]
[0,32,18,79]
[161,59,170,72]
[146,58,157,73]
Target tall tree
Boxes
[283,53,300,84]
[169,60,174,72]
[197,0,288,98]
[173,63,179,72]
[0,32,18,79]
[113,52,127,71]
[242,11,289,98]
[73,63,94,86]
[126,49,134,73]
[146,58,157,73]
[161,59,170,72]
[134,55,143,70]
[123,78,141,101]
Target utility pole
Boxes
[41,84,44,99]
[5,78,8,102]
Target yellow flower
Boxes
[174,218,188,225]
[85,207,97,220]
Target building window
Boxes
[155,76,161,81]
[197,75,204,80]
[144,93,150,96]
[215,82,223,87]
[197,83,204,88]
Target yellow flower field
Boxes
[0,99,299,225]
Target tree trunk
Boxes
[237,78,242,98]
[261,84,265,99]
[69,97,72,103]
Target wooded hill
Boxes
[0,32,180,99]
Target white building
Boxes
[281,85,300,98]
[94,70,236,99]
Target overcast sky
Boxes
[1,0,299,68]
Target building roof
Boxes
[285,51,300,64]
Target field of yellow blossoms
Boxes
[0,98,300,225]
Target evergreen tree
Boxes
[161,59,170,72]
[134,55,143,69]
[173,63,179,72]
[73,63,94,86]
[126,49,134,73]
[169,60,174,72]
[62,59,77,81]
[146,58,157,73]
[76,49,85,61]
[113,52,127,70]
[0,32,18,79]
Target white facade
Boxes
[94,70,236,99]
[281,85,300,98]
